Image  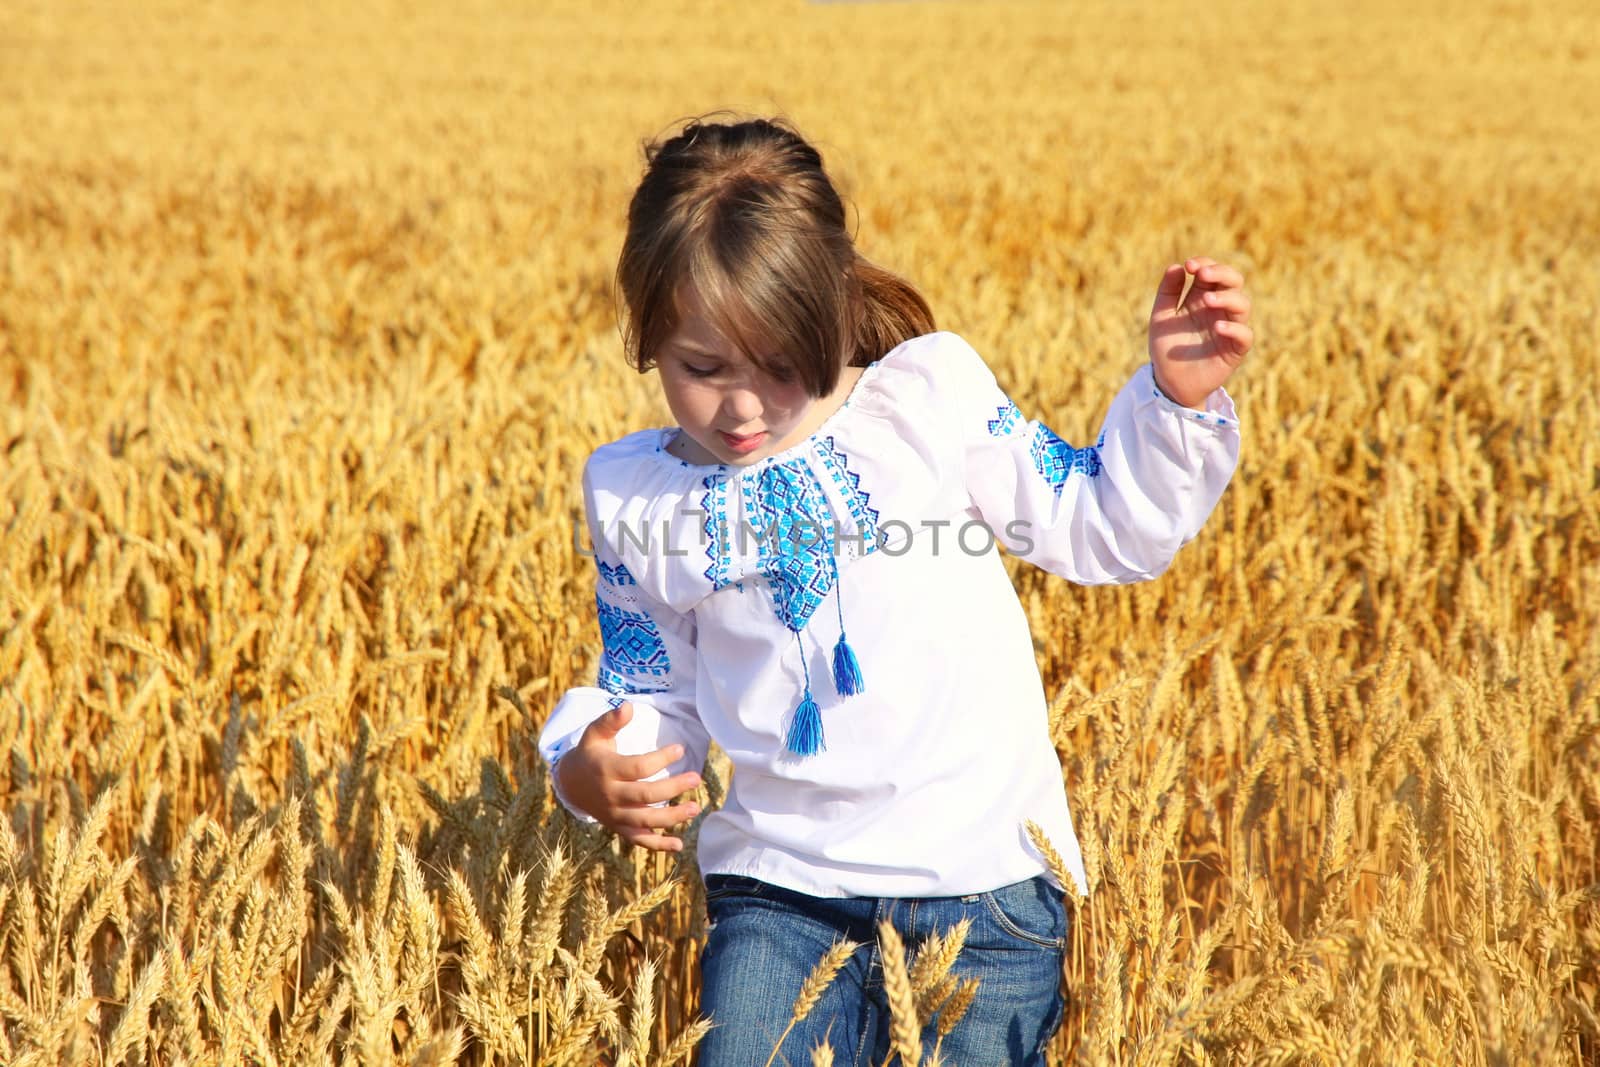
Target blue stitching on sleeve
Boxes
[596,597,672,692]
[1028,424,1103,497]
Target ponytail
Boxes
[851,254,936,366]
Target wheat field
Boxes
[2,0,1598,1063]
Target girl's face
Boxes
[656,281,814,467]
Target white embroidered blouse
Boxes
[539,331,1240,898]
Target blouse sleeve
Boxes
[948,335,1240,584]
[537,457,710,823]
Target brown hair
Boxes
[615,115,935,397]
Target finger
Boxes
[586,701,633,742]
[610,799,702,830]
[1215,320,1254,355]
[615,743,692,782]
[1192,262,1245,292]
[611,770,704,806]
[1199,288,1251,319]
[1151,263,1188,317]
[615,827,685,852]
[1182,255,1218,276]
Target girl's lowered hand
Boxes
[1147,256,1254,409]
[557,701,703,852]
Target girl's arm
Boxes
[956,259,1251,582]
[538,462,710,852]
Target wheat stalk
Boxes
[878,920,922,1066]
[764,938,859,1067]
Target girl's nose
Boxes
[722,386,763,425]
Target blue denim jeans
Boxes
[696,873,1068,1066]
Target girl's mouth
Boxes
[719,430,767,454]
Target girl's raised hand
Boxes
[556,702,703,851]
[1146,257,1254,409]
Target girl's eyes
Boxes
[676,356,795,386]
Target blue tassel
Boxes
[826,550,864,698]
[831,635,865,696]
[785,689,825,756]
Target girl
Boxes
[539,117,1250,1065]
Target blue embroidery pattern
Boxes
[596,597,671,693]
[600,666,669,695]
[988,401,1023,437]
[701,474,734,588]
[750,460,837,632]
[1029,424,1103,497]
[816,435,879,553]
[698,443,877,633]
[598,560,636,586]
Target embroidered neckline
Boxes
[649,359,885,474]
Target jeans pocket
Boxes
[981,876,1067,949]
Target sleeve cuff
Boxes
[1143,364,1240,430]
